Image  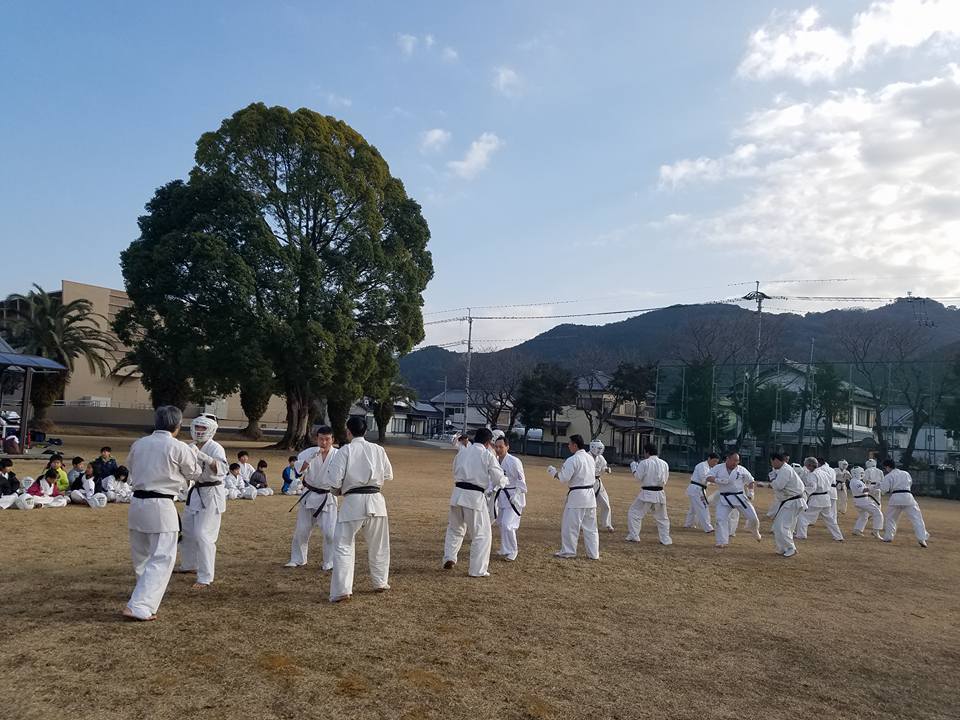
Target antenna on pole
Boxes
[742,280,772,378]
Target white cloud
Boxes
[397,33,418,57]
[739,1,960,84]
[424,34,436,49]
[447,132,503,180]
[492,66,523,97]
[442,46,459,62]
[660,65,960,286]
[326,93,352,109]
[419,128,451,154]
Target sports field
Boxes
[2,434,958,720]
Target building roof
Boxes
[576,371,613,392]
[430,389,468,405]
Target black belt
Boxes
[346,486,381,495]
[289,482,331,515]
[889,489,913,495]
[854,494,881,506]
[642,486,664,491]
[808,491,828,497]
[455,482,485,493]
[567,484,594,494]
[720,491,747,509]
[690,481,707,489]
[132,490,181,541]
[830,483,838,488]
[773,494,804,518]
[186,480,222,509]
[493,487,522,519]
[594,478,604,496]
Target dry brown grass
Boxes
[2,434,958,720]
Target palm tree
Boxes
[1,284,117,428]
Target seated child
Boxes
[67,456,85,488]
[281,456,301,495]
[46,455,70,495]
[0,458,34,509]
[105,465,133,503]
[69,463,108,508]
[250,460,274,496]
[26,469,68,507]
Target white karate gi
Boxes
[849,474,883,535]
[835,466,851,514]
[326,437,393,600]
[864,464,884,507]
[553,450,599,559]
[444,443,506,576]
[822,461,841,523]
[28,478,68,507]
[796,466,844,541]
[684,460,715,532]
[591,452,614,531]
[237,462,258,499]
[880,469,929,545]
[69,475,108,508]
[288,446,339,569]
[769,464,807,556]
[495,453,526,560]
[125,430,211,619]
[626,455,672,544]
[707,463,761,546]
[178,438,227,585]
[223,471,242,499]
[0,473,33,510]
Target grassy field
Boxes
[2,434,958,720]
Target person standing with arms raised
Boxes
[123,406,218,621]
[326,416,393,603]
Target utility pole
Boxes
[462,308,473,435]
[797,337,815,458]
[441,375,448,435]
[742,280,771,380]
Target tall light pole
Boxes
[462,308,473,434]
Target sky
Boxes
[3,0,960,350]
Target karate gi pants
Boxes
[595,481,614,530]
[32,495,67,508]
[127,530,178,619]
[256,487,274,496]
[179,508,222,584]
[837,487,848,514]
[852,502,883,533]
[796,505,844,540]
[715,497,760,546]
[69,491,108,508]
[558,507,600,559]
[495,496,522,560]
[684,494,714,532]
[239,487,257,500]
[329,516,390,600]
[289,501,337,570]
[444,505,492,576]
[0,493,34,510]
[772,500,804,555]
[882,505,928,543]
[626,499,672,544]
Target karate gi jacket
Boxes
[880,469,919,508]
[326,437,392,522]
[451,443,506,510]
[631,456,669,504]
[557,450,597,509]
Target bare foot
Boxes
[191,582,209,590]
[122,607,156,622]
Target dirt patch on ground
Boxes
[2,435,958,719]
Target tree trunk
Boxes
[273,385,310,450]
[872,402,889,460]
[328,397,351,445]
[373,401,393,444]
[239,381,272,441]
[30,372,66,432]
[900,414,926,468]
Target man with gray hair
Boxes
[122,406,219,621]
[795,456,844,542]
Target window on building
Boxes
[856,407,871,427]
[390,418,405,434]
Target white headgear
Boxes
[838,459,848,469]
[589,440,604,455]
[191,414,219,444]
[491,429,505,442]
[865,459,877,469]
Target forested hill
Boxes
[400,298,960,400]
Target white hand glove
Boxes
[605,467,612,475]
[630,461,639,473]
[546,465,557,476]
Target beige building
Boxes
[53,280,288,429]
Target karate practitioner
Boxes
[880,459,929,547]
[849,466,883,538]
[176,415,228,589]
[493,434,526,561]
[235,451,258,499]
[326,416,393,603]
[768,453,806,557]
[685,452,719,532]
[249,460,274,495]
[25,470,68,507]
[281,456,301,495]
[819,457,841,524]
[0,459,33,510]
[864,459,884,507]
[443,427,507,576]
[286,425,338,570]
[626,443,672,545]
[224,463,243,499]
[706,452,762,548]
[795,457,844,541]
[102,465,133,503]
[835,460,851,514]
[548,435,600,560]
[123,406,218,621]
[589,440,615,532]
[69,463,108,508]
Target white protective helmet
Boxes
[865,458,877,469]
[589,439,604,456]
[838,459,848,470]
[491,429,505,443]
[191,414,219,444]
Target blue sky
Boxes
[3,1,960,349]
